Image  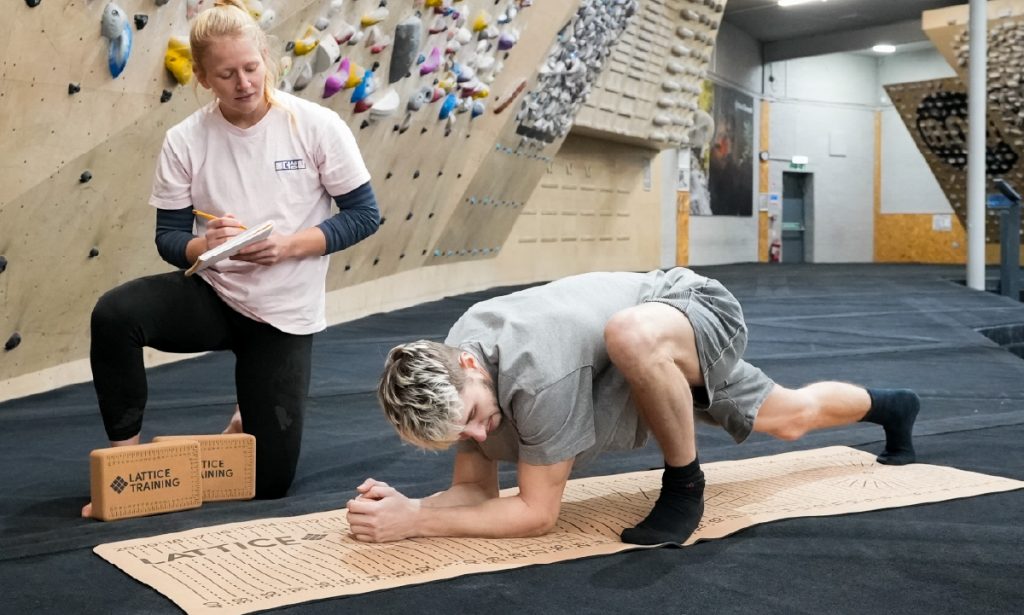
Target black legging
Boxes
[90,272,312,499]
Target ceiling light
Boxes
[778,0,827,7]
[872,44,896,54]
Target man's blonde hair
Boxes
[377,341,467,450]
[190,0,281,109]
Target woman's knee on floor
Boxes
[255,472,295,500]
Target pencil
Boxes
[193,209,247,230]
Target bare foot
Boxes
[81,502,93,518]
[222,405,243,434]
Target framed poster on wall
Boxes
[708,83,755,216]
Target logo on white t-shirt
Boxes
[274,159,307,171]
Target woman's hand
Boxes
[203,214,246,249]
[231,233,294,266]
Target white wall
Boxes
[711,21,762,93]
[878,48,957,214]
[689,216,761,265]
[763,54,879,262]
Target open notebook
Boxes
[185,221,274,276]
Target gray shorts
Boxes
[647,274,775,443]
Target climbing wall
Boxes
[880,0,1024,245]
[0,0,710,398]
[574,0,725,148]
[885,77,1024,244]
[923,0,1024,152]
[427,0,642,262]
[0,0,572,394]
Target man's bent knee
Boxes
[604,308,661,366]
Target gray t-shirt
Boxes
[446,268,709,466]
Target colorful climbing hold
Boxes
[323,68,345,98]
[4,333,21,352]
[497,31,517,50]
[438,93,457,119]
[134,14,148,30]
[293,26,319,55]
[419,46,441,76]
[350,69,375,103]
[471,11,490,32]
[361,8,389,27]
[335,22,356,45]
[68,82,81,95]
[344,59,365,88]
[101,3,132,79]
[80,170,93,183]
[164,37,193,85]
[160,89,173,102]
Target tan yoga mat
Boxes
[94,446,1023,614]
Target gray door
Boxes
[782,173,806,263]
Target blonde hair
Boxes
[377,341,467,450]
[190,0,281,108]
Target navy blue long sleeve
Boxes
[317,182,381,254]
[154,207,194,269]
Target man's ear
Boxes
[458,351,477,370]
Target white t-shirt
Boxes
[150,91,370,334]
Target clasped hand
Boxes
[204,214,290,266]
[346,479,421,543]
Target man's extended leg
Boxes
[753,383,919,464]
[605,302,706,545]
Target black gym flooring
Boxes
[2,263,1023,614]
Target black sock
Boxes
[860,388,919,465]
[621,457,705,545]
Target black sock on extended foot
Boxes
[621,457,705,545]
[861,388,920,465]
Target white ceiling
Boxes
[722,0,965,61]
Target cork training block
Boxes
[152,434,256,502]
[89,440,202,521]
